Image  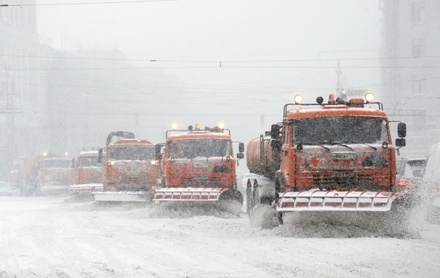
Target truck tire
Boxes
[247,180,260,219]
[246,186,255,219]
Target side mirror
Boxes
[155,144,162,160]
[97,148,103,163]
[270,139,281,150]
[397,122,406,138]
[271,124,280,139]
[238,142,244,153]
[236,153,244,159]
[395,138,406,147]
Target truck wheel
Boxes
[248,185,263,221]
[277,211,284,225]
[246,187,254,218]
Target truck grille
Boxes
[181,177,222,188]
[309,171,381,191]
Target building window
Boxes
[411,2,425,24]
[412,77,424,96]
[412,38,424,58]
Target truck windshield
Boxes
[78,155,99,167]
[40,159,72,169]
[293,117,388,145]
[108,146,155,160]
[169,139,232,159]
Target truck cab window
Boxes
[293,117,387,145]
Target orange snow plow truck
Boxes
[13,152,54,196]
[37,155,74,194]
[69,150,104,194]
[245,93,421,235]
[153,124,245,215]
[92,131,161,202]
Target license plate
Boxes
[331,152,357,160]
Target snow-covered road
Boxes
[1,195,440,278]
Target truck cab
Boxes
[154,124,245,215]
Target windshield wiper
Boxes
[362,143,377,150]
[302,142,330,151]
[324,141,354,151]
[337,143,353,151]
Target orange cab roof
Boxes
[168,131,231,141]
[109,138,153,146]
[286,106,387,119]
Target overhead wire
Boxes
[1,0,179,7]
[3,53,440,63]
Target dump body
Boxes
[93,136,161,202]
[245,96,411,216]
[153,126,244,214]
[69,150,104,194]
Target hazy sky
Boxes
[34,0,383,173]
[36,0,382,97]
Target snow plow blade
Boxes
[92,191,153,202]
[153,187,244,215]
[154,187,228,202]
[277,189,406,212]
[69,184,103,194]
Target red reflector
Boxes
[324,202,342,207]
[281,202,294,208]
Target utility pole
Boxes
[0,63,23,178]
[335,59,346,100]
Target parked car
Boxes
[396,157,427,189]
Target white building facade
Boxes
[380,0,440,157]
[0,1,52,177]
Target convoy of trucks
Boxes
[6,91,434,237]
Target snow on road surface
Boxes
[1,195,440,278]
